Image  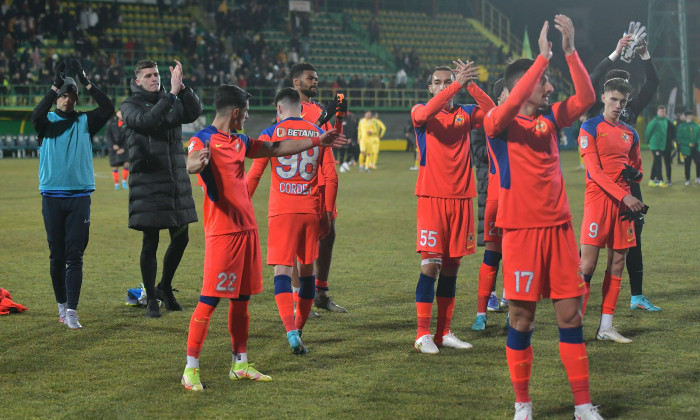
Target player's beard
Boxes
[300,85,318,98]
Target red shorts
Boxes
[416,196,475,258]
[483,199,502,244]
[267,213,320,266]
[580,196,636,249]
[201,230,263,298]
[501,221,585,302]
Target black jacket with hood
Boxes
[120,80,202,230]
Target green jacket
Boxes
[676,121,700,157]
[645,115,668,151]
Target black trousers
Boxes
[684,149,700,181]
[42,195,91,310]
[650,150,664,182]
[140,225,189,302]
[626,182,644,296]
[662,150,673,182]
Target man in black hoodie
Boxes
[120,59,203,318]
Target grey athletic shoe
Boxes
[314,295,347,313]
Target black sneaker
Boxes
[146,299,161,318]
[156,284,182,311]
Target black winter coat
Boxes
[470,127,489,246]
[120,80,202,230]
[105,116,129,166]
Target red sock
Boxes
[559,342,591,405]
[122,168,129,181]
[295,297,314,331]
[315,279,329,292]
[112,170,119,184]
[581,282,591,317]
[477,262,498,313]
[601,273,622,315]
[186,301,216,358]
[274,292,296,332]
[506,346,533,403]
[435,296,455,343]
[228,298,249,354]
[416,301,432,340]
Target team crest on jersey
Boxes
[276,127,287,137]
[535,119,547,133]
[580,136,589,149]
[454,114,465,126]
[621,132,630,143]
[234,139,241,152]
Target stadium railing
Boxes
[0,84,488,113]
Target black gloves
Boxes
[620,164,643,182]
[71,59,90,86]
[336,93,347,117]
[620,204,649,222]
[54,62,66,88]
[318,97,340,126]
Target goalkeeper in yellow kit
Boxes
[358,111,386,171]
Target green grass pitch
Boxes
[1,149,698,419]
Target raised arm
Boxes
[85,84,115,136]
[628,46,659,116]
[320,147,338,216]
[484,56,548,137]
[552,14,595,127]
[467,82,496,128]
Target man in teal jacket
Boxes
[31,60,114,330]
[645,105,668,186]
[677,111,700,186]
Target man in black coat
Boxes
[105,110,130,190]
[120,59,203,318]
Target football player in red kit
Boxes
[411,59,495,354]
[578,77,645,344]
[483,16,604,420]
[181,84,346,391]
[247,87,338,354]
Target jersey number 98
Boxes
[276,147,319,181]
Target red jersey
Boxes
[246,117,335,217]
[484,52,596,229]
[578,114,642,202]
[188,126,263,236]
[411,82,495,199]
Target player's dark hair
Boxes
[657,105,666,110]
[605,69,630,82]
[504,58,535,90]
[685,110,695,116]
[215,84,251,112]
[134,60,158,76]
[427,66,454,86]
[492,78,505,99]
[290,63,317,82]
[274,87,300,106]
[603,78,634,95]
